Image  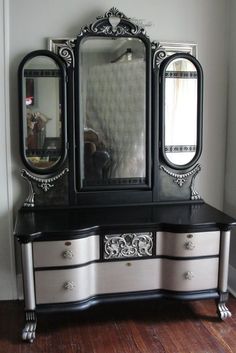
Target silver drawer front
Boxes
[35,258,219,304]
[161,258,219,291]
[33,236,100,268]
[156,231,220,257]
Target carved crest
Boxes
[78,7,147,37]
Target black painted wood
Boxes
[14,202,236,242]
[36,289,219,313]
[18,50,68,175]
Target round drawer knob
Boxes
[184,241,195,250]
[63,281,75,290]
[184,271,194,280]
[63,250,73,259]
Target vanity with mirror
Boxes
[14,8,236,342]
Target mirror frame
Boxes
[159,52,203,170]
[18,50,67,174]
[74,8,152,191]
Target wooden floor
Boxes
[1,296,236,353]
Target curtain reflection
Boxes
[85,59,146,179]
[165,59,197,165]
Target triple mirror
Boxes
[18,9,203,204]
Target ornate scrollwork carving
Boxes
[21,168,69,207]
[104,232,153,259]
[102,7,129,19]
[21,170,35,207]
[78,7,146,38]
[57,40,75,67]
[160,164,201,200]
[152,41,167,68]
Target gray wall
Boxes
[0,0,232,299]
[224,0,236,293]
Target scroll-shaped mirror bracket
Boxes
[159,52,203,170]
[18,50,67,175]
[152,41,167,68]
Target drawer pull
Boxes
[187,234,193,238]
[62,250,73,259]
[184,271,194,280]
[184,241,195,250]
[63,281,75,290]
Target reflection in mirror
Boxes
[23,56,62,170]
[164,58,197,166]
[79,37,146,187]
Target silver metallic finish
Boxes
[38,181,54,192]
[160,164,201,189]
[217,303,232,320]
[48,38,76,67]
[219,231,231,292]
[165,145,196,153]
[63,281,76,290]
[58,40,75,68]
[152,41,167,68]
[62,250,74,259]
[159,164,201,199]
[190,164,201,200]
[104,232,153,259]
[184,241,195,250]
[22,311,37,343]
[21,168,69,193]
[21,170,35,207]
[160,42,197,58]
[21,243,36,310]
[78,7,146,38]
[184,271,194,280]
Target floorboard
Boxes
[0,296,236,353]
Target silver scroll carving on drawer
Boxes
[104,232,153,259]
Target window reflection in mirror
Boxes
[23,56,62,170]
[164,58,198,166]
[79,37,147,187]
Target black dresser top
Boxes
[14,202,236,242]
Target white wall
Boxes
[224,0,236,294]
[0,0,230,299]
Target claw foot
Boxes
[217,303,232,320]
[22,311,37,343]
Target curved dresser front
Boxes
[15,203,236,342]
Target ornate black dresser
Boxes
[14,8,236,342]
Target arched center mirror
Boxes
[160,53,203,169]
[76,33,150,190]
[18,50,67,174]
[79,37,146,184]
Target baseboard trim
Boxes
[228,265,236,297]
